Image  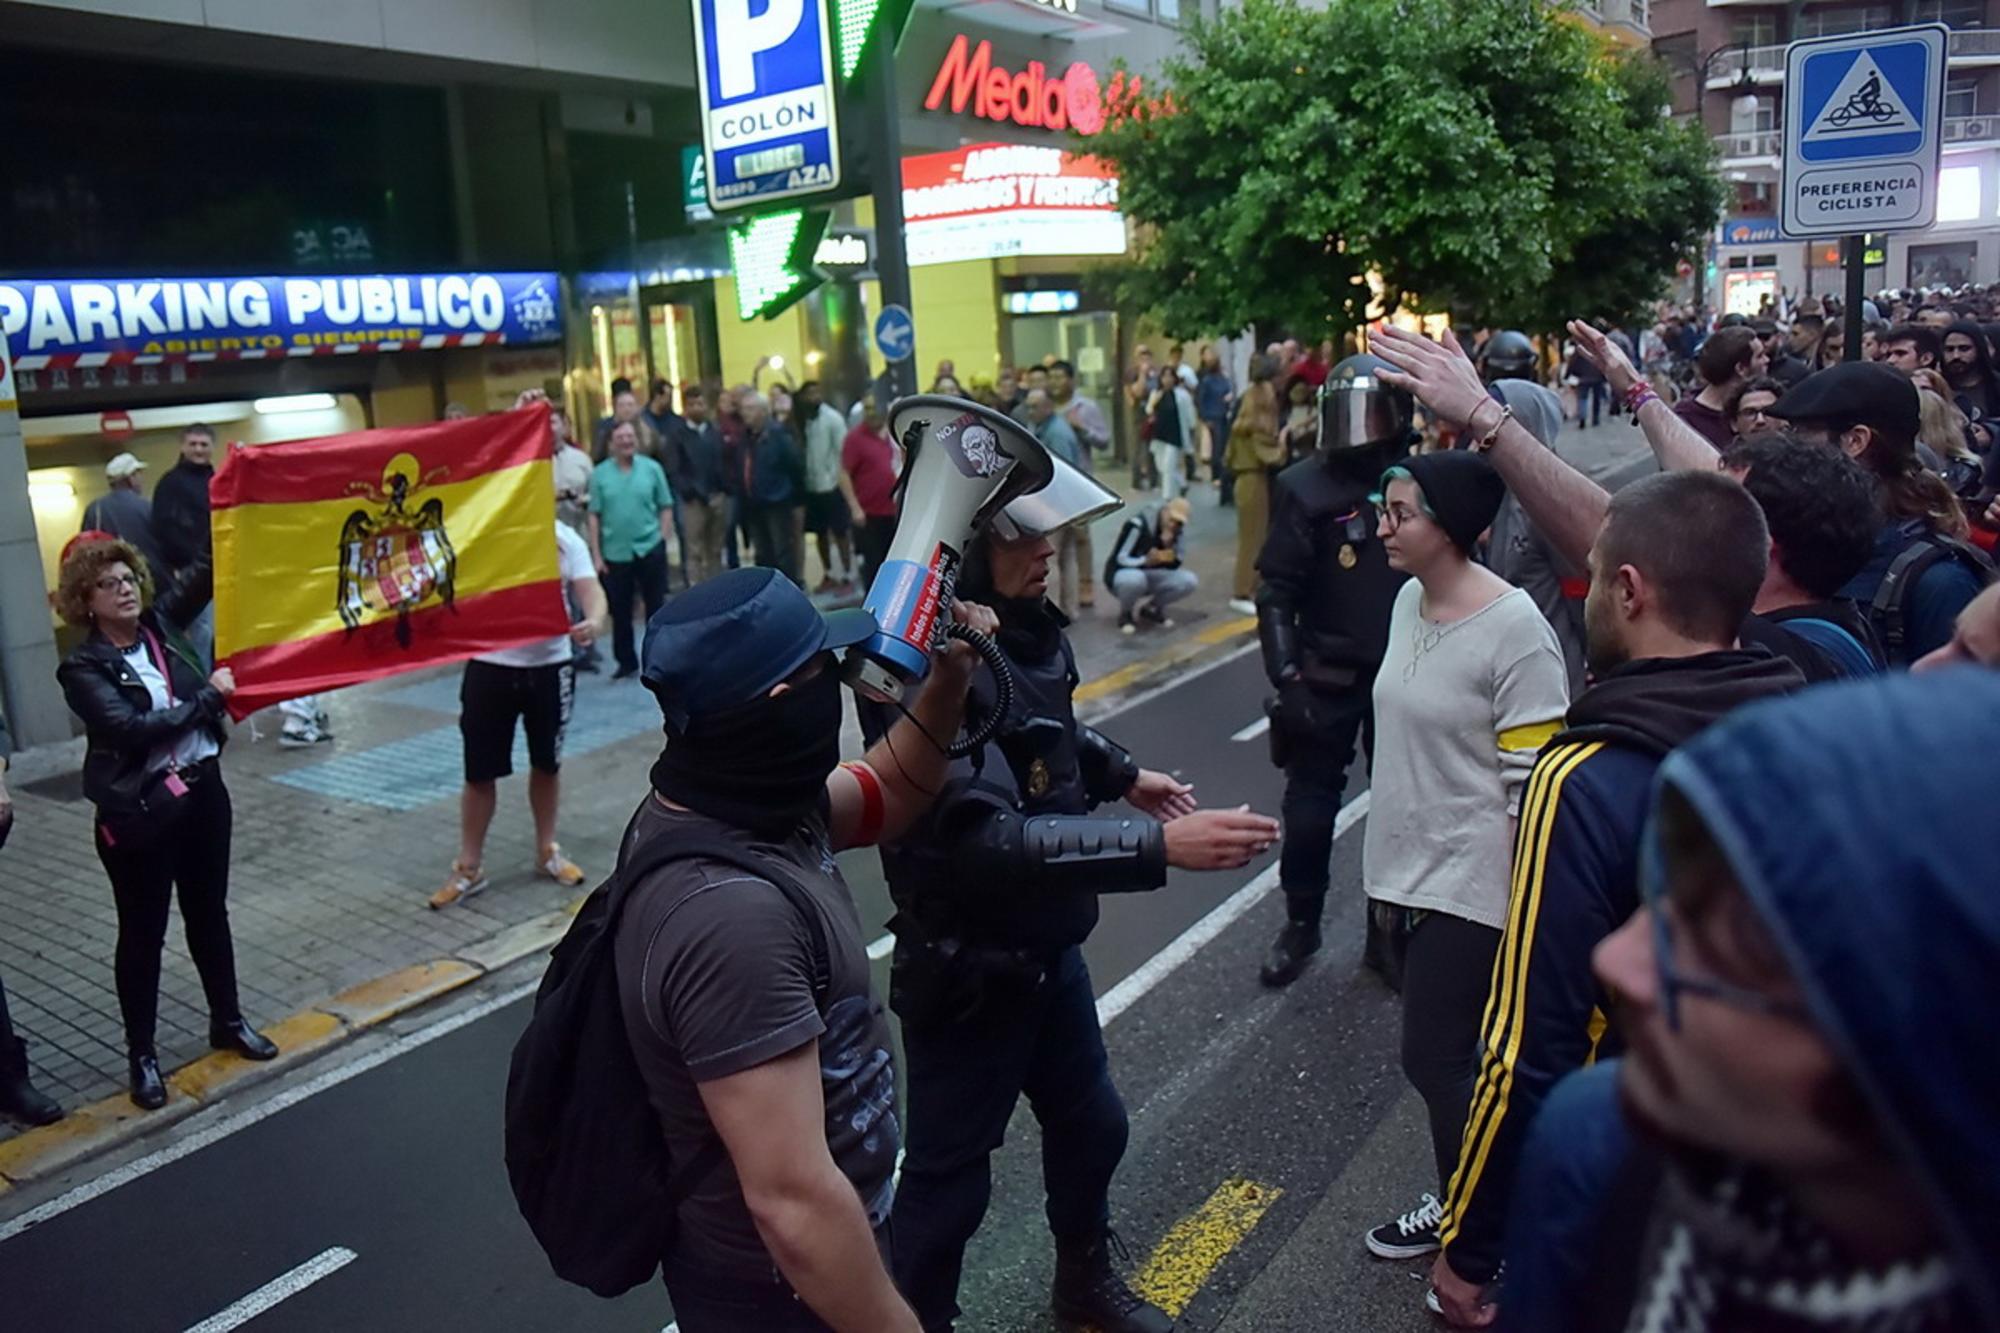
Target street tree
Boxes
[1086,0,1724,339]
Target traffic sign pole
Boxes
[864,15,917,400]
[1844,233,1865,362]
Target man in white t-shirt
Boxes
[431,521,608,909]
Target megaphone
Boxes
[844,396,1054,706]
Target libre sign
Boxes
[1782,24,1946,238]
[692,0,842,212]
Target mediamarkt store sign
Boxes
[922,34,1106,136]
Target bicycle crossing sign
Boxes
[1783,25,1947,237]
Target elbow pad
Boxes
[1075,725,1140,806]
[1257,601,1301,687]
[954,812,1166,896]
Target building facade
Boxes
[1652,0,2000,310]
[0,0,1200,742]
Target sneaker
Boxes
[429,862,488,910]
[1365,1193,1444,1259]
[1119,611,1136,636]
[538,844,585,888]
[1138,602,1174,630]
[1425,1287,1443,1315]
[1229,597,1258,616]
[278,725,330,749]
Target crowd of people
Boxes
[4,293,1999,1333]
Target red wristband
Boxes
[841,761,886,846]
[1623,381,1658,414]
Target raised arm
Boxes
[1372,325,1610,571]
[1565,320,1720,474]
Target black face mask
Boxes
[650,664,845,838]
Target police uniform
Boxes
[863,456,1172,1333]
[1254,354,1413,987]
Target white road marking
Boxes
[182,1246,357,1333]
[1095,792,1369,1028]
[1229,716,1270,742]
[0,980,537,1244]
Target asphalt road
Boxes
[0,647,1446,1333]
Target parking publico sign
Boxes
[1782,24,1946,237]
[692,0,843,212]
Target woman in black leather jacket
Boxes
[54,537,276,1111]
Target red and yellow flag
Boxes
[211,403,566,719]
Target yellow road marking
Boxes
[1074,615,1256,703]
[1132,1177,1283,1316]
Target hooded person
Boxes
[1503,668,2000,1331]
[1486,380,1589,694]
[609,566,990,1333]
[1426,470,1806,1327]
[864,450,1280,1333]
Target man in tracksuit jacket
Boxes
[1427,471,1803,1325]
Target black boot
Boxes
[1051,1231,1172,1333]
[129,1051,166,1111]
[0,1036,63,1127]
[1259,893,1324,988]
[210,1019,279,1062]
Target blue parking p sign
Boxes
[692,0,843,212]
[1782,25,1946,237]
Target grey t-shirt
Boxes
[612,796,899,1280]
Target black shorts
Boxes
[803,488,851,536]
[460,659,575,784]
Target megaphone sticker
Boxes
[936,413,1009,479]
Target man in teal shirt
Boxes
[589,419,675,678]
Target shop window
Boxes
[1909,241,1977,288]
[1727,256,1749,269]
[1731,95,1776,133]
[1157,0,1180,21]
[1752,253,1778,267]
[1939,164,1983,221]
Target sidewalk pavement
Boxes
[0,468,1256,1183]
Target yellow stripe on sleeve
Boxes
[1497,719,1563,752]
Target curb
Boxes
[0,897,585,1198]
[0,618,1260,1201]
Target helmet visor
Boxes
[1320,378,1407,451]
[988,452,1123,541]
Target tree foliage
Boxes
[1086,0,1724,338]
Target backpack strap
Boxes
[611,818,838,1208]
[1870,530,1997,662]
[1781,618,1880,678]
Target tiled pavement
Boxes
[0,469,1257,1141]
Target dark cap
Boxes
[1768,361,1920,438]
[1387,450,1507,554]
[640,568,875,731]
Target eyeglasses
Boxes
[93,574,140,592]
[1733,406,1773,427]
[1368,493,1427,532]
[1641,836,1812,1033]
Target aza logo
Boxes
[336,452,458,647]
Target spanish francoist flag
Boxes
[211,402,566,720]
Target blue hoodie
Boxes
[1654,667,2000,1312]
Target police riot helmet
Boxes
[1318,353,1415,452]
[1480,330,1536,383]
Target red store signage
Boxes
[922,34,1111,136]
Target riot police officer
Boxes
[867,450,1279,1333]
[1476,329,1536,383]
[1255,353,1416,988]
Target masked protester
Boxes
[612,567,990,1333]
[866,446,1279,1333]
[1254,353,1415,989]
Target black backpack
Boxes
[503,823,830,1297]
[1869,521,1997,665]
